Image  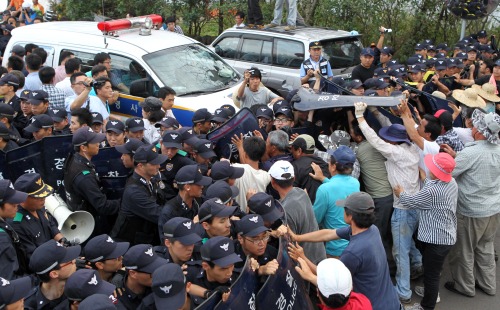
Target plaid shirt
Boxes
[41,84,66,110]
[435,129,464,152]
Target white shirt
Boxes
[143,118,161,144]
[419,139,440,177]
[56,77,75,97]
[65,94,110,120]
[454,127,473,145]
[232,163,271,212]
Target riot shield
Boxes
[0,151,7,180]
[40,135,73,196]
[5,140,43,181]
[92,147,130,200]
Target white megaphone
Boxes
[45,193,95,244]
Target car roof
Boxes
[10,21,198,54]
[219,26,360,41]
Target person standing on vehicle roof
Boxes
[300,41,333,87]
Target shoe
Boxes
[254,24,264,29]
[245,24,254,29]
[399,296,412,304]
[404,303,423,310]
[414,286,440,303]
[444,281,474,297]
[284,25,296,31]
[475,281,495,296]
[263,23,279,29]
[410,266,424,280]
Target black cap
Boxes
[274,106,293,120]
[151,264,187,309]
[0,103,15,117]
[0,179,27,205]
[49,108,68,123]
[27,90,49,105]
[163,217,201,245]
[236,214,270,237]
[435,59,447,70]
[336,192,375,214]
[105,120,125,134]
[0,73,19,87]
[192,108,212,124]
[436,43,449,51]
[427,44,437,51]
[206,180,239,204]
[0,276,32,309]
[134,144,168,165]
[346,79,363,90]
[271,99,290,113]
[123,244,167,273]
[380,46,394,55]
[78,294,117,310]
[161,130,183,148]
[408,64,425,73]
[248,67,262,79]
[255,106,273,120]
[91,112,104,125]
[73,126,106,146]
[309,41,322,49]
[200,236,242,267]
[364,89,378,97]
[247,192,283,223]
[14,173,53,198]
[125,117,145,132]
[139,97,163,111]
[211,108,230,123]
[477,30,487,38]
[193,139,216,159]
[175,165,212,186]
[29,240,81,274]
[0,123,10,140]
[198,198,237,223]
[414,43,426,50]
[219,104,236,117]
[24,114,54,133]
[373,67,390,78]
[11,45,25,56]
[387,59,400,67]
[65,269,116,302]
[210,161,244,181]
[115,138,144,154]
[19,89,31,101]
[155,116,180,129]
[177,127,199,146]
[84,234,129,263]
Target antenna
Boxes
[101,0,105,18]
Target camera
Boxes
[383,28,393,33]
[82,81,94,87]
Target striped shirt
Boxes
[399,178,458,245]
[359,121,420,209]
[452,140,500,217]
[42,84,66,110]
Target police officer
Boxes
[159,130,195,201]
[0,274,33,308]
[198,198,238,240]
[144,263,189,310]
[0,103,23,144]
[64,269,117,307]
[154,217,201,265]
[192,139,216,176]
[63,126,120,236]
[0,179,28,279]
[110,145,167,246]
[49,108,71,135]
[300,41,333,87]
[10,173,64,260]
[115,138,145,170]
[0,74,24,134]
[0,122,19,152]
[118,244,167,309]
[83,234,129,286]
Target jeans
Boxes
[391,208,422,299]
[271,0,297,26]
[247,0,263,25]
[420,242,452,310]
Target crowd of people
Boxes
[0,3,498,310]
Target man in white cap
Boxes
[294,258,372,309]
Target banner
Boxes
[207,108,260,162]
[256,236,313,310]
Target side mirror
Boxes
[129,78,152,98]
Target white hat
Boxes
[317,259,352,297]
[22,1,33,9]
[268,160,294,180]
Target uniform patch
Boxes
[82,171,90,175]
[13,212,23,222]
[166,163,174,171]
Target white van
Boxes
[2,16,242,125]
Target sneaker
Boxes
[414,286,440,303]
[284,25,296,31]
[263,23,279,29]
[405,303,423,310]
[245,24,254,29]
[254,24,265,29]
[399,296,412,304]
[410,266,424,280]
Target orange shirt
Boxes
[9,0,23,10]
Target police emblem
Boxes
[166,163,174,171]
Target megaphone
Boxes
[45,193,95,244]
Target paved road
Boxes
[407,228,500,309]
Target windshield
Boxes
[143,44,241,96]
[321,38,363,69]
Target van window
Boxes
[61,49,95,73]
[274,39,303,68]
[239,38,272,64]
[321,38,362,69]
[214,37,240,59]
[36,45,55,67]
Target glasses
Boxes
[60,260,75,268]
[245,234,270,245]
[274,118,290,124]
[72,81,86,86]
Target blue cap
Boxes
[380,46,394,55]
[19,89,31,101]
[115,138,145,154]
[105,120,125,134]
[346,79,363,90]
[200,236,242,267]
[155,116,180,129]
[414,43,426,50]
[14,173,53,198]
[435,59,447,70]
[427,44,437,51]
[408,64,425,73]
[198,198,237,223]
[78,294,117,310]
[27,90,49,105]
[134,144,168,165]
[175,164,212,186]
[211,108,230,123]
[163,217,201,245]
[327,145,356,165]
[177,127,199,146]
[91,112,104,124]
[387,59,400,67]
[360,47,374,56]
[123,244,168,273]
[477,30,487,38]
[406,56,421,66]
[29,240,81,274]
[206,180,239,204]
[65,269,116,302]
[73,126,106,146]
[125,117,145,132]
[374,67,390,78]
[455,52,467,60]
[161,130,183,148]
[388,66,405,77]
[436,43,449,51]
[24,114,54,133]
[210,161,244,181]
[192,108,212,124]
[220,104,236,117]
[0,179,27,204]
[247,192,283,223]
[84,234,129,263]
[255,106,274,120]
[50,108,68,123]
[0,276,32,309]
[378,124,411,144]
[271,100,290,114]
[152,264,186,309]
[274,106,293,119]
[236,214,270,237]
[0,73,19,87]
[193,139,216,159]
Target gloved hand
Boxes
[354,102,367,118]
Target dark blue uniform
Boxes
[24,285,69,310]
[115,275,152,310]
[0,219,22,279]
[159,150,195,201]
[157,195,202,240]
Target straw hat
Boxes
[471,83,500,103]
[431,91,446,100]
[451,88,486,108]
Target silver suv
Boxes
[210,26,363,97]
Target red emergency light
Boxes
[97,14,163,33]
